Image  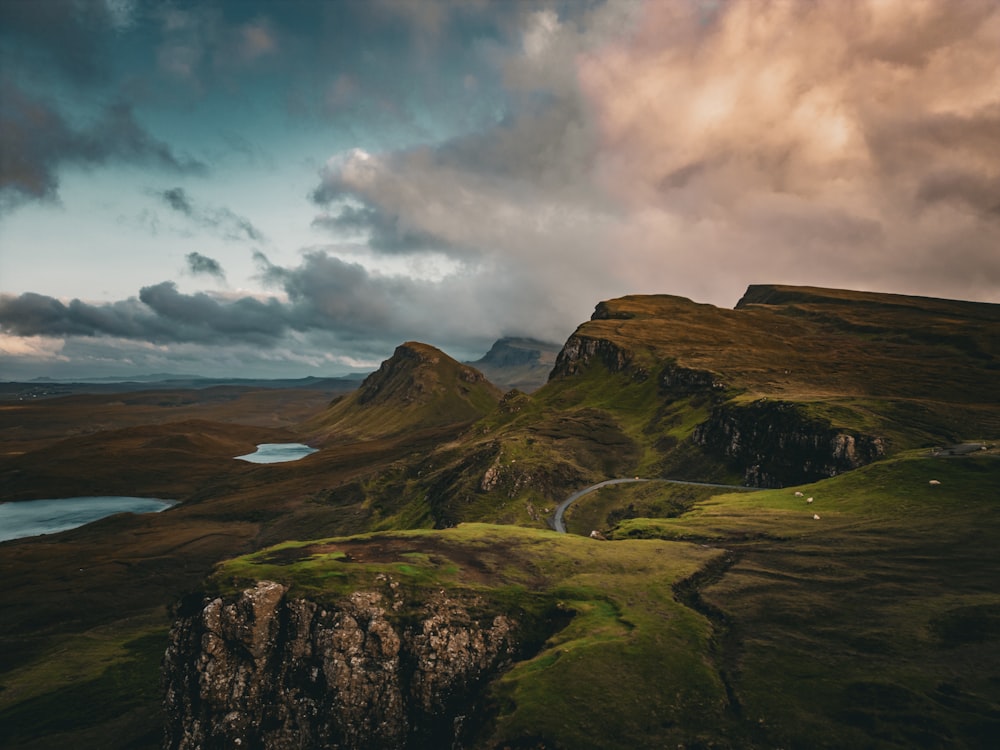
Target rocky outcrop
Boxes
[163,580,518,749]
[658,363,725,395]
[551,334,636,378]
[692,400,887,487]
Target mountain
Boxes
[157,286,1000,750]
[467,337,561,392]
[301,341,503,444]
[373,285,997,531]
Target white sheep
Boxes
[929,479,941,485]
[807,497,814,503]
[813,514,821,520]
[794,491,804,497]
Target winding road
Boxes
[550,477,751,534]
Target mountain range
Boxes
[1,284,998,749]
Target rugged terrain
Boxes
[1,285,998,748]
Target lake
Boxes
[0,497,174,543]
[235,443,319,464]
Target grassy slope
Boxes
[573,289,1000,444]
[613,451,1000,749]
[301,342,502,444]
[391,288,999,533]
[193,450,999,749]
[2,287,998,747]
[209,523,730,750]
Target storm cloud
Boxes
[0,81,204,211]
[310,0,1000,308]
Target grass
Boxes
[611,452,1000,748]
[562,481,724,536]
[207,523,731,748]
[0,618,168,749]
[2,287,997,748]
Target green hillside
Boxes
[2,285,998,749]
[200,451,1000,749]
[368,287,999,530]
[302,341,503,444]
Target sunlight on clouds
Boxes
[0,334,67,361]
[523,10,560,59]
[573,0,1000,303]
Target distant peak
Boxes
[393,341,445,363]
[358,341,490,406]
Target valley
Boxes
[0,285,998,749]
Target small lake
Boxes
[235,443,318,464]
[0,497,174,543]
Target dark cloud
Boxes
[311,204,454,254]
[0,244,558,356]
[0,291,157,339]
[156,186,263,242]
[163,187,194,215]
[186,252,227,280]
[0,0,112,84]
[0,283,287,346]
[916,171,1000,218]
[0,80,205,211]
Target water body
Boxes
[235,443,318,464]
[0,497,174,543]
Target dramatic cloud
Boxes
[2,0,999,381]
[156,187,263,242]
[155,5,280,88]
[574,0,1000,301]
[185,252,226,281]
[311,203,456,255]
[0,81,205,211]
[0,246,573,364]
[310,0,1000,310]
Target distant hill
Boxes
[0,375,362,401]
[467,337,561,392]
[301,342,503,444]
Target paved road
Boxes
[551,477,751,534]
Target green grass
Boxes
[208,523,732,748]
[612,452,1000,748]
[0,618,168,749]
[563,481,724,536]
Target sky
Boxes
[1,0,999,380]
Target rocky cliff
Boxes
[693,399,888,487]
[163,580,519,750]
[550,334,638,379]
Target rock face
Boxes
[551,334,636,378]
[163,580,518,750]
[693,400,887,487]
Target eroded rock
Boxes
[163,579,518,750]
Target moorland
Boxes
[0,284,998,749]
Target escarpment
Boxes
[163,580,519,750]
[693,400,888,487]
[551,333,636,378]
